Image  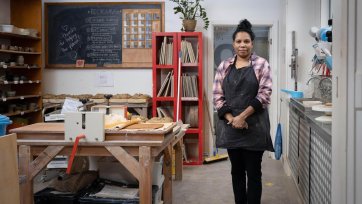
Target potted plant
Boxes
[169,0,210,31]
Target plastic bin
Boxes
[0,115,12,136]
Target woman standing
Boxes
[213,19,274,204]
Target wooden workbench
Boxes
[10,122,187,204]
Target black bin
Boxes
[34,188,83,204]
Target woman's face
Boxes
[233,31,253,58]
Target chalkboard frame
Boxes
[45,2,164,69]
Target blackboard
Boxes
[45,2,164,68]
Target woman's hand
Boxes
[232,114,248,129]
[224,113,234,125]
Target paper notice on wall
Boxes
[95,71,114,87]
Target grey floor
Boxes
[173,154,302,204]
[34,154,302,204]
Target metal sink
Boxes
[290,98,322,112]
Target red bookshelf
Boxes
[152,32,203,165]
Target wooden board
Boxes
[10,122,177,139]
[124,123,164,129]
[0,133,20,204]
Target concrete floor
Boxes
[34,154,302,204]
[173,154,302,204]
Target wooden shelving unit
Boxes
[152,32,203,165]
[0,0,43,130]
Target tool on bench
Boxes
[64,111,105,174]
[65,112,105,142]
[104,94,113,114]
[91,94,128,118]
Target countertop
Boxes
[290,98,331,137]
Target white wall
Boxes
[332,0,362,203]
[42,0,283,96]
[284,0,322,95]
[280,0,324,174]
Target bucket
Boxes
[0,115,12,136]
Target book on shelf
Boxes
[156,107,173,119]
[170,75,174,97]
[156,70,169,97]
[186,41,195,63]
[181,74,198,98]
[163,73,172,97]
[180,40,196,63]
[195,43,199,63]
[157,70,173,97]
[191,75,198,97]
[158,36,173,65]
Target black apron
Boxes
[216,64,274,151]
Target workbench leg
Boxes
[18,145,33,204]
[139,146,153,204]
[174,140,183,181]
[163,145,172,204]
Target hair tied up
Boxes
[232,19,255,41]
[237,19,252,30]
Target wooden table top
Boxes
[10,122,176,135]
[10,122,182,147]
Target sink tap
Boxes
[318,77,332,87]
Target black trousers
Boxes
[227,148,264,204]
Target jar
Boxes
[17,55,24,66]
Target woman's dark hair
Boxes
[232,19,255,41]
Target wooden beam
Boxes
[163,145,172,204]
[105,146,140,180]
[18,145,32,204]
[29,146,64,179]
[139,146,153,204]
[174,139,183,181]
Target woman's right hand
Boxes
[224,113,234,125]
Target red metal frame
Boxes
[152,32,203,165]
[152,32,178,119]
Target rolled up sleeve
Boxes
[255,61,272,108]
[213,61,232,119]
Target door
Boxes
[212,25,272,151]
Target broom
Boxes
[203,92,228,164]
